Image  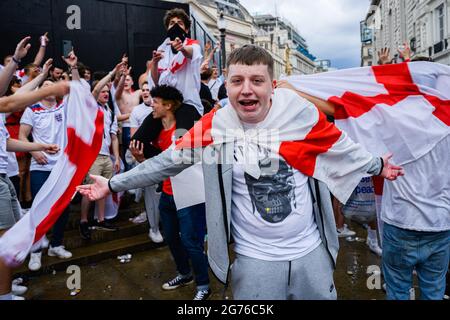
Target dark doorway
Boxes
[0,0,189,81]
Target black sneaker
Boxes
[95,220,118,231]
[79,222,91,240]
[162,275,194,290]
[193,288,211,301]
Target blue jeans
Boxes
[159,192,209,290]
[30,171,70,248]
[382,223,450,300]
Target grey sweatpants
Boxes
[231,243,337,300]
[0,175,21,230]
[144,185,160,232]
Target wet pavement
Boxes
[19,221,386,300]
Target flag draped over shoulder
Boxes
[176,88,378,203]
[284,62,450,165]
[0,81,104,267]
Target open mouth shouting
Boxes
[238,99,259,111]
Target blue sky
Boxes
[239,0,370,69]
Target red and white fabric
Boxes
[0,81,104,266]
[176,88,378,204]
[155,37,204,115]
[285,62,450,232]
[284,62,449,165]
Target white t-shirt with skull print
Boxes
[231,144,321,262]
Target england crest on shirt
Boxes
[55,113,63,122]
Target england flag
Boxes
[0,81,104,266]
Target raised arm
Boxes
[150,50,164,85]
[138,60,153,89]
[398,42,412,62]
[32,32,49,67]
[201,41,218,72]
[63,50,80,81]
[0,37,32,97]
[92,62,125,100]
[276,80,336,116]
[0,81,70,113]
[172,37,193,59]
[114,68,127,102]
[377,47,391,65]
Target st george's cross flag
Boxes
[0,81,104,267]
[286,61,449,234]
[284,61,450,165]
[175,88,380,204]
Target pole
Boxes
[220,30,226,71]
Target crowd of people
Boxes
[0,7,448,301]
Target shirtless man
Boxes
[115,67,141,170]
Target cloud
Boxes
[239,0,369,69]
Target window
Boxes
[436,4,445,42]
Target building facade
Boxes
[169,0,319,78]
[362,0,450,65]
[253,14,316,76]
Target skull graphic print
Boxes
[244,153,297,224]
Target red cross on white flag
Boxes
[286,62,449,166]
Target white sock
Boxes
[0,292,13,300]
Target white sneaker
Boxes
[149,229,164,243]
[48,246,72,259]
[12,295,25,300]
[12,284,28,296]
[12,278,23,285]
[367,239,383,257]
[28,252,42,271]
[130,212,147,224]
[337,224,356,237]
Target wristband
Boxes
[377,157,384,176]
[12,56,21,64]
[108,179,116,193]
[40,36,47,47]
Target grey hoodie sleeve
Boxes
[366,157,383,176]
[109,148,200,193]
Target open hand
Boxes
[14,36,32,61]
[129,140,145,163]
[76,175,111,201]
[380,153,405,181]
[377,47,391,65]
[42,58,53,77]
[398,42,411,61]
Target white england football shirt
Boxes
[20,102,66,172]
[99,105,119,156]
[129,103,153,128]
[157,38,204,115]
